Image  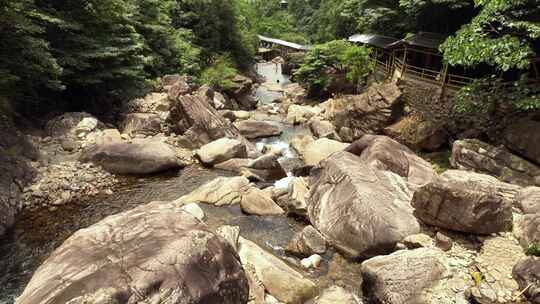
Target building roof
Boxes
[348,34,400,49]
[400,32,448,50]
[258,35,312,51]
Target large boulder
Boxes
[512,257,540,304]
[516,187,540,214]
[239,188,284,216]
[123,92,170,114]
[440,170,520,202]
[290,134,315,156]
[275,177,309,218]
[516,214,540,249]
[233,120,282,139]
[309,118,341,141]
[283,83,307,105]
[80,130,182,174]
[384,115,447,151]
[314,286,363,304]
[215,152,287,182]
[196,138,247,166]
[166,75,197,100]
[46,112,102,137]
[287,105,322,125]
[361,248,448,304]
[287,225,327,256]
[451,139,540,186]
[237,237,317,304]
[121,113,162,136]
[346,135,438,188]
[225,75,257,110]
[303,138,349,166]
[196,85,231,110]
[167,94,252,150]
[411,178,513,234]
[322,83,402,141]
[15,201,249,304]
[176,176,251,206]
[307,151,420,258]
[503,117,540,166]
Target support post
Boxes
[400,46,408,79]
[439,62,449,99]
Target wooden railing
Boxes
[390,57,476,92]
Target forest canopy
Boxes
[1,0,538,113]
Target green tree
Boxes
[133,0,200,77]
[37,0,147,101]
[295,40,372,95]
[171,0,255,69]
[199,56,238,91]
[442,0,540,71]
[0,0,61,102]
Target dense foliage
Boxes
[295,40,373,95]
[0,0,257,111]
[443,0,540,119]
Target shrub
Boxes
[527,244,540,257]
[199,56,238,91]
[294,40,373,96]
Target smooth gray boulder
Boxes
[314,286,363,304]
[412,178,513,234]
[451,139,540,186]
[239,188,284,216]
[233,120,282,139]
[215,152,287,182]
[309,118,341,141]
[512,257,540,304]
[46,112,102,137]
[167,94,253,151]
[322,83,402,141]
[516,187,540,214]
[176,176,251,206]
[361,248,448,304]
[196,138,247,166]
[516,214,540,250]
[287,225,327,256]
[303,138,349,166]
[15,201,249,304]
[307,151,420,258]
[237,237,317,304]
[346,135,438,188]
[80,130,182,175]
[121,113,162,136]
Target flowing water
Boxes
[0,62,364,303]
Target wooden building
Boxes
[350,32,540,93]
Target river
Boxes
[0,62,364,303]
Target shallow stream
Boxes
[0,63,364,303]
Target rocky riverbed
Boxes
[1,62,539,304]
